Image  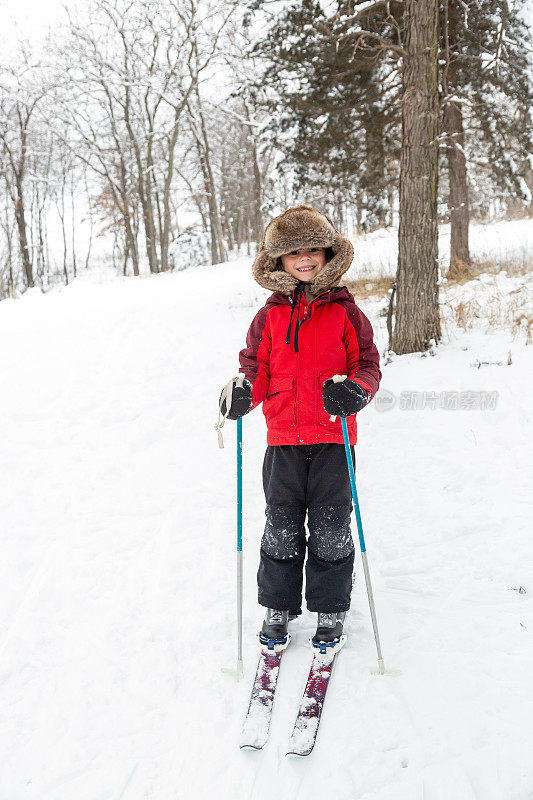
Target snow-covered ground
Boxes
[0,243,532,799]
[349,218,533,277]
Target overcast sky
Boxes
[1,0,67,42]
[1,0,532,48]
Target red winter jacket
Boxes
[239,286,381,445]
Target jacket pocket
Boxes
[263,375,296,427]
[317,371,341,428]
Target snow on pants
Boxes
[257,443,356,615]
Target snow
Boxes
[349,218,533,277]
[0,233,532,799]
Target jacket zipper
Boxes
[296,302,303,442]
[294,291,328,443]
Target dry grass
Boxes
[346,249,533,345]
[446,247,532,284]
[345,275,395,301]
[440,278,533,344]
[346,261,532,346]
[347,248,532,298]
[445,260,477,283]
[511,312,533,344]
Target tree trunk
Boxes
[144,134,159,273]
[123,79,158,274]
[70,175,77,278]
[444,100,470,278]
[355,188,363,235]
[391,0,441,354]
[14,177,33,288]
[442,0,471,279]
[236,205,244,251]
[225,218,235,252]
[57,179,69,286]
[137,176,158,273]
[155,187,165,270]
[84,173,94,271]
[198,112,227,264]
[161,124,181,273]
[363,108,388,229]
[197,142,226,265]
[245,106,264,246]
[3,196,15,296]
[36,185,45,280]
[123,206,139,276]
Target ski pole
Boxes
[235,415,244,676]
[220,377,245,679]
[340,415,386,675]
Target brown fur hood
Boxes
[252,205,354,297]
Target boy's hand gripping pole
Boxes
[215,373,247,449]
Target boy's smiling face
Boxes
[280,247,326,282]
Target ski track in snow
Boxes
[0,255,531,800]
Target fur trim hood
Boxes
[252,205,354,297]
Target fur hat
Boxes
[252,205,354,297]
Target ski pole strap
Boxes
[214,373,246,449]
[328,373,347,422]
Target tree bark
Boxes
[122,204,139,276]
[244,104,264,246]
[391,0,441,354]
[195,132,226,264]
[84,173,94,271]
[444,99,470,277]
[441,0,470,279]
[161,117,183,273]
[14,177,34,288]
[363,107,388,229]
[121,53,158,274]
[57,176,69,286]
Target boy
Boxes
[220,206,381,646]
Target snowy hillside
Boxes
[0,250,532,799]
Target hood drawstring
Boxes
[285,282,306,353]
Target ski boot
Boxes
[312,612,347,654]
[259,608,291,652]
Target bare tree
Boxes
[57,0,237,273]
[0,49,50,289]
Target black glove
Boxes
[219,378,253,420]
[322,378,369,417]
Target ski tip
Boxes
[240,743,265,752]
[286,748,313,758]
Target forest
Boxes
[1,0,531,351]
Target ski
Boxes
[286,635,346,757]
[240,635,290,750]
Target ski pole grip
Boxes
[328,374,347,422]
[215,373,247,449]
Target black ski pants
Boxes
[257,443,356,614]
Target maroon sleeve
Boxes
[341,300,381,401]
[238,305,271,409]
